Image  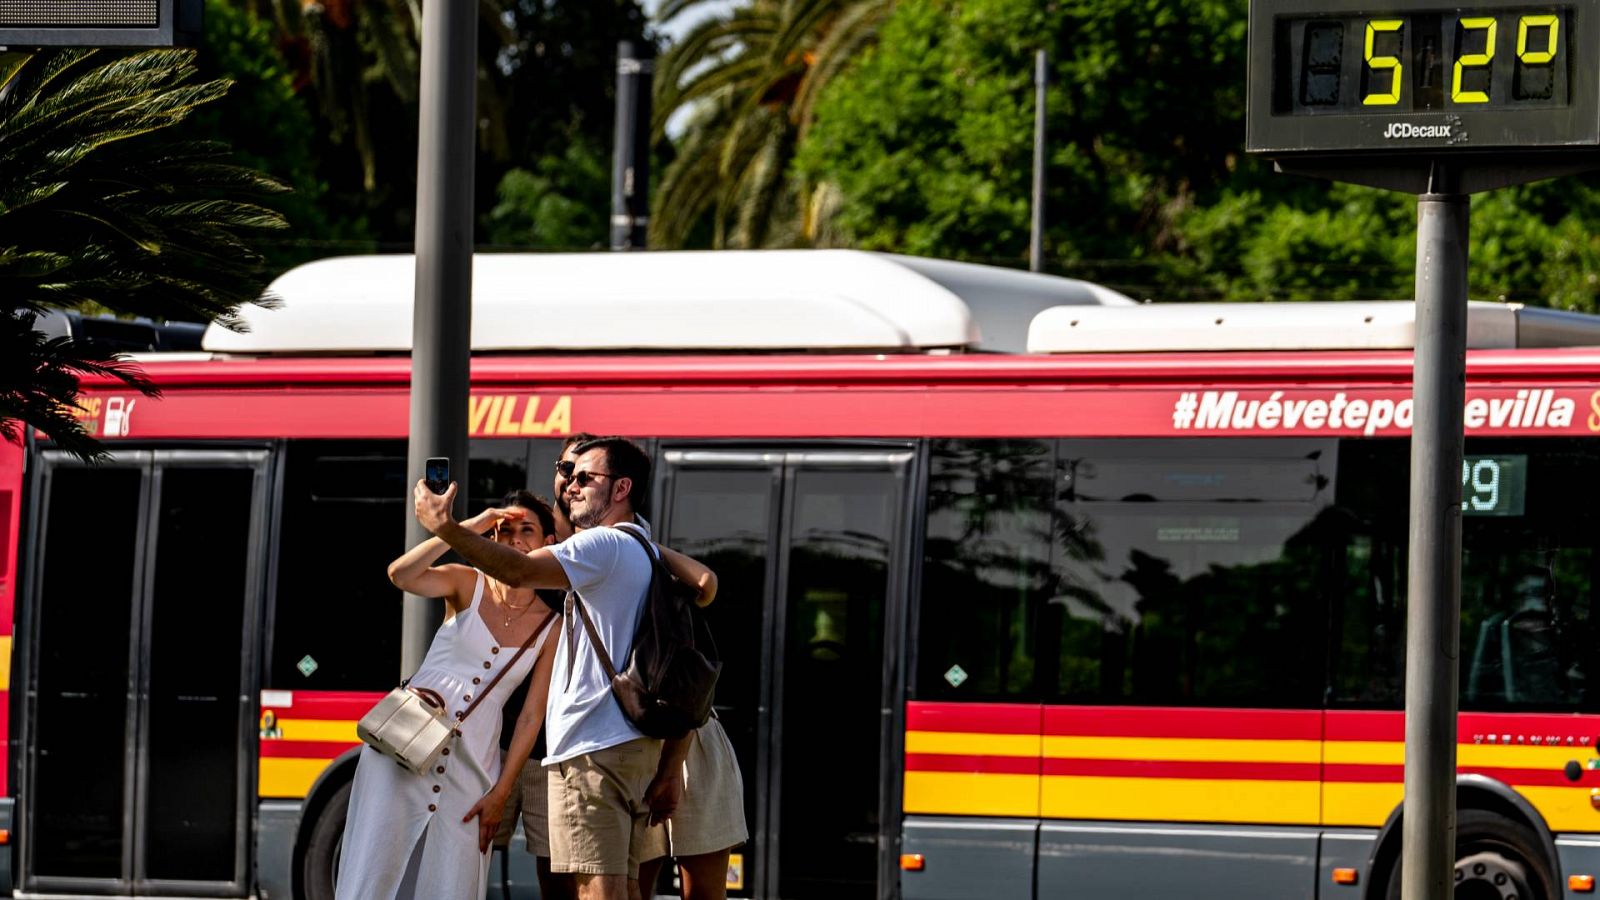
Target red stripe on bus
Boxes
[1040,758,1320,781]
[1324,763,1600,788]
[904,753,1041,775]
[906,702,1041,735]
[265,691,385,720]
[1326,710,1600,744]
[1045,706,1321,741]
[259,740,361,760]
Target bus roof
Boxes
[202,250,1135,356]
[1027,300,1600,353]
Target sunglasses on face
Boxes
[555,459,575,478]
[569,470,615,489]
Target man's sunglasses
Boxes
[569,470,615,488]
[554,459,575,478]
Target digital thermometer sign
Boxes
[1247,0,1600,154]
[1461,454,1526,516]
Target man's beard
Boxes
[555,492,571,517]
[569,495,611,530]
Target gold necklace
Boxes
[492,582,536,627]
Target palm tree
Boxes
[650,0,891,248]
[0,49,288,460]
[247,0,519,190]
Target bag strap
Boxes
[572,597,618,680]
[459,605,557,725]
[566,526,659,685]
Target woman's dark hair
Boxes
[498,489,556,539]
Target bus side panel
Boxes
[1037,822,1319,899]
[0,437,18,797]
[1556,837,1600,897]
[900,817,1036,900]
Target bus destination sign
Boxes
[1246,0,1600,154]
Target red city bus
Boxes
[6,251,1600,900]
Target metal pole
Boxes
[611,40,654,250]
[1401,169,1469,900]
[403,0,476,678]
[1029,49,1047,273]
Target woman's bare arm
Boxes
[658,544,718,607]
[387,508,512,612]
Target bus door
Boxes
[20,449,270,897]
[657,449,915,900]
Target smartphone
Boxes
[424,457,450,495]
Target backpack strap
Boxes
[565,526,659,687]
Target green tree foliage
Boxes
[247,0,649,248]
[486,138,610,249]
[0,50,287,459]
[186,0,370,268]
[650,0,891,248]
[796,0,1600,309]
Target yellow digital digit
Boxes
[1518,14,1559,65]
[1453,16,1497,103]
[1363,19,1404,106]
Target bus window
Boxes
[269,440,532,689]
[916,439,1055,701]
[1049,439,1336,708]
[1332,439,1600,711]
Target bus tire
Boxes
[1383,809,1557,900]
[301,779,352,900]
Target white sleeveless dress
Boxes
[337,572,551,900]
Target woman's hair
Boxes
[498,489,556,539]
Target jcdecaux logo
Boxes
[1384,122,1454,139]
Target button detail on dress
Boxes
[462,694,471,702]
[483,661,492,669]
[492,647,500,654]
[428,804,437,812]
[472,677,481,685]
[436,766,445,774]
[432,785,441,793]
[441,748,450,756]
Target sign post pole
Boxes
[1402,170,1469,900]
[403,0,476,678]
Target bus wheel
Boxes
[301,780,351,900]
[1384,809,1556,900]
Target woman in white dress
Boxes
[337,490,562,900]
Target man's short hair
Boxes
[499,489,557,539]
[574,436,650,510]
[561,432,599,454]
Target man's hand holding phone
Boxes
[413,479,458,535]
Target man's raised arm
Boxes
[412,480,572,591]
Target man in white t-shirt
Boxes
[415,436,683,900]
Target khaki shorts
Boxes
[548,737,663,877]
[492,759,551,855]
[639,716,749,862]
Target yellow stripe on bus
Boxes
[1518,786,1600,832]
[0,636,11,691]
[1324,740,1581,768]
[1322,782,1401,826]
[260,758,334,799]
[905,731,1039,757]
[1043,736,1319,764]
[904,771,1039,817]
[274,718,360,742]
[1043,776,1320,824]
